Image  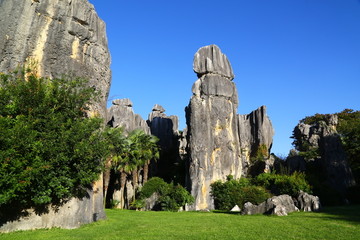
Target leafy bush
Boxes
[211,177,270,211]
[0,70,107,213]
[253,172,312,196]
[137,177,194,212]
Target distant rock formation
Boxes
[147,105,183,183]
[0,0,110,232]
[107,99,150,134]
[238,106,275,176]
[105,99,150,209]
[292,115,355,195]
[185,45,275,210]
[186,45,243,210]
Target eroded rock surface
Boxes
[0,0,111,119]
[186,45,242,210]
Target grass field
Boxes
[1,205,359,240]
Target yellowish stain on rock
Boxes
[210,148,221,166]
[71,37,80,60]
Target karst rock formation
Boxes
[185,45,274,210]
[0,0,110,232]
[292,115,355,194]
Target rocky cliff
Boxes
[186,45,242,210]
[0,0,111,119]
[0,0,110,232]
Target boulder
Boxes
[295,191,321,212]
[230,205,241,212]
[193,44,234,80]
[241,195,299,216]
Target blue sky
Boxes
[88,0,360,156]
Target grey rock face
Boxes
[107,98,150,134]
[193,44,234,80]
[242,195,299,216]
[295,191,321,212]
[0,0,109,232]
[0,0,111,119]
[238,106,275,175]
[186,45,242,210]
[292,115,355,194]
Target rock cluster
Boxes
[291,115,355,194]
[185,45,274,210]
[241,192,321,216]
[0,0,110,232]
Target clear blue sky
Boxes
[88,0,360,156]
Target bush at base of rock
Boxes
[210,177,271,211]
[253,172,312,196]
[136,177,194,212]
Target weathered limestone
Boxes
[242,195,299,216]
[0,0,110,232]
[295,191,321,212]
[238,106,275,175]
[186,45,242,210]
[107,99,150,134]
[0,0,111,119]
[292,115,355,194]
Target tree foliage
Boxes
[0,70,107,212]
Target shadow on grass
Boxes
[317,205,360,224]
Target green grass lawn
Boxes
[1,205,359,240]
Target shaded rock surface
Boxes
[147,105,183,183]
[0,0,109,232]
[292,115,355,194]
[186,45,242,210]
[238,106,275,175]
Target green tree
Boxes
[0,69,107,215]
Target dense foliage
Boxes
[135,177,194,211]
[211,176,270,211]
[0,70,107,212]
[253,172,312,196]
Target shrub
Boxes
[137,177,194,212]
[211,177,270,211]
[253,172,312,196]
[0,70,107,214]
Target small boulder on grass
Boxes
[230,205,241,212]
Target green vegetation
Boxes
[211,172,311,211]
[135,177,194,211]
[0,69,107,214]
[1,206,359,239]
[254,172,312,196]
[211,176,270,210]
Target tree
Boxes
[0,69,107,215]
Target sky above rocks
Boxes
[89,0,360,156]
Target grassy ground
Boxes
[1,205,359,240]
